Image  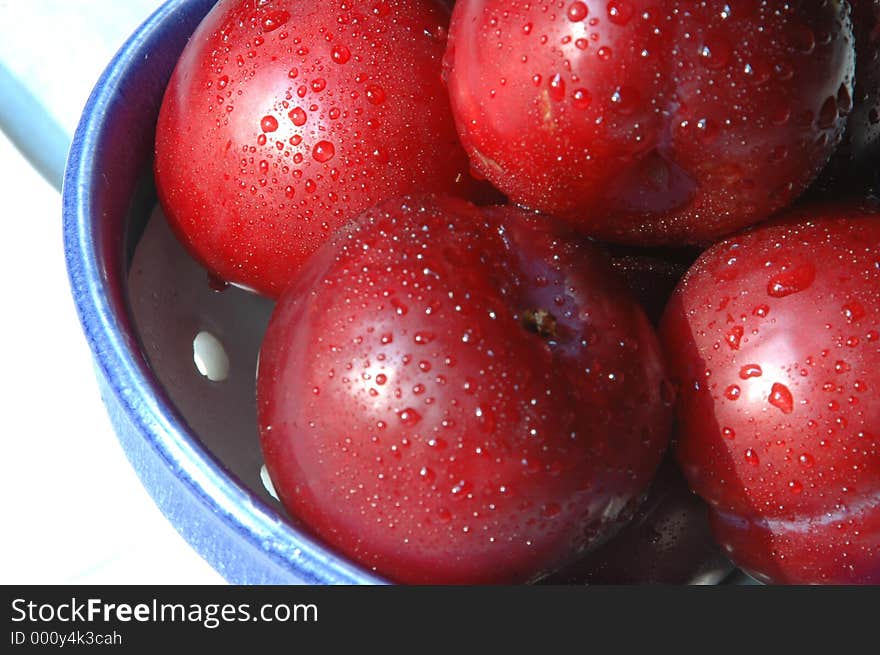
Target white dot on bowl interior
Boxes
[192,330,230,382]
[260,464,280,501]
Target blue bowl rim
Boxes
[62,0,385,585]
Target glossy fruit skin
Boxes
[544,457,734,585]
[155,0,474,298]
[444,0,855,245]
[661,206,880,584]
[810,0,880,196]
[257,195,673,584]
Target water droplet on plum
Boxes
[769,383,794,414]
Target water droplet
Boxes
[788,480,804,494]
[207,272,229,292]
[476,406,496,434]
[261,9,290,32]
[818,96,838,129]
[260,115,279,132]
[739,364,763,379]
[775,61,794,81]
[769,383,794,414]
[696,118,719,144]
[311,78,327,93]
[726,325,744,350]
[313,140,335,162]
[572,88,592,109]
[744,448,760,466]
[799,453,815,467]
[767,263,815,297]
[837,84,853,115]
[607,0,633,25]
[397,407,422,425]
[699,33,733,69]
[786,22,816,54]
[548,73,565,102]
[568,1,589,22]
[450,479,472,500]
[331,43,351,64]
[725,384,741,400]
[375,373,387,385]
[413,331,435,345]
[723,426,736,440]
[288,107,307,126]
[391,298,408,316]
[366,84,386,105]
[610,85,639,114]
[843,301,865,323]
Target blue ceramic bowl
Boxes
[62,0,383,585]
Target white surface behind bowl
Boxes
[0,0,223,584]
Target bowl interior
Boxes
[128,197,278,510]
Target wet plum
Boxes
[444,0,855,245]
[155,0,475,297]
[257,195,674,583]
[661,204,880,584]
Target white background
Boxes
[0,0,223,584]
